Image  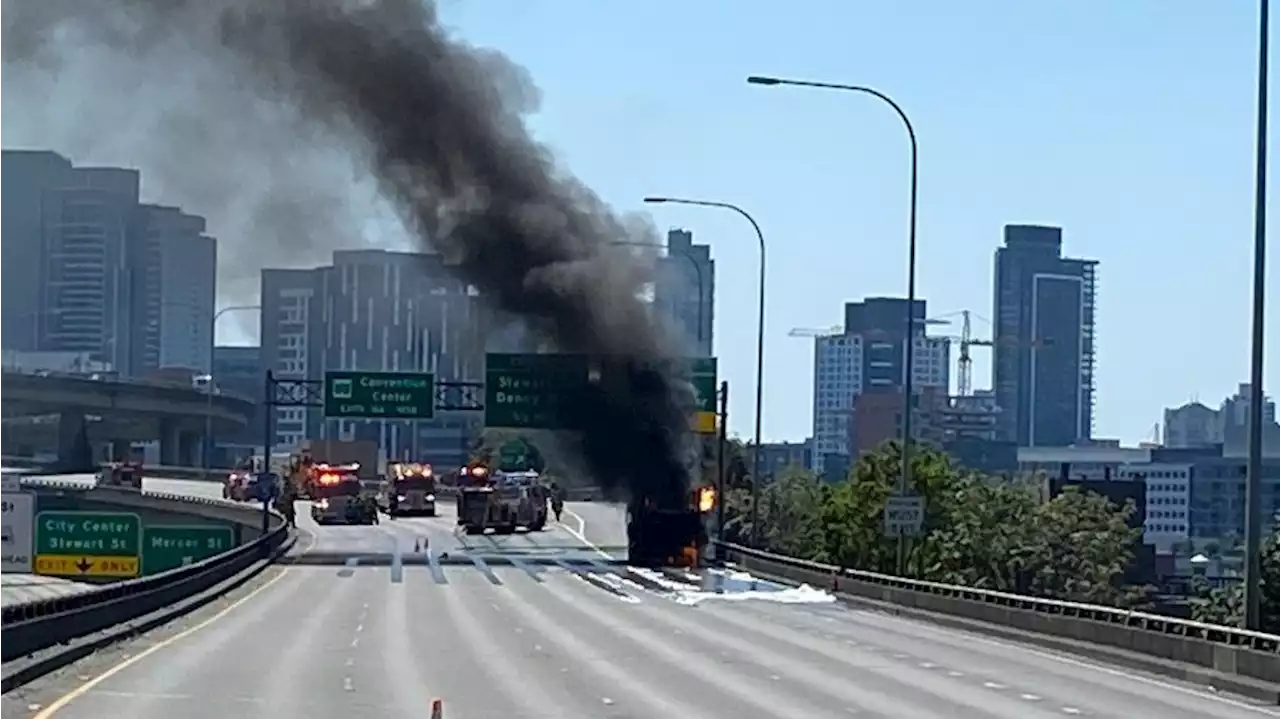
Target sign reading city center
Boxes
[324,371,436,420]
[35,511,141,578]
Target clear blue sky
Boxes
[440,0,1278,446]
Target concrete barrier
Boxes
[3,475,287,673]
[718,542,1279,698]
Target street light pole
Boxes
[644,196,767,546]
[1243,0,1270,632]
[205,305,262,477]
[748,74,920,573]
[610,240,708,348]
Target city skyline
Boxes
[1,149,217,376]
[3,149,1271,451]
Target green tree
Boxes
[758,468,828,557]
[1021,487,1142,605]
[924,473,1041,590]
[717,438,1146,609]
[819,441,959,574]
[1193,531,1280,633]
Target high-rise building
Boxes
[1163,383,1277,449]
[260,249,488,467]
[652,228,715,357]
[1,150,74,352]
[811,297,950,473]
[1,150,217,377]
[211,345,264,462]
[133,204,217,374]
[38,165,142,373]
[992,225,1098,446]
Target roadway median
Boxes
[1,475,290,692]
[716,541,1280,704]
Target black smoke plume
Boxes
[3,0,696,507]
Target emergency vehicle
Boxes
[308,462,372,525]
[99,461,143,489]
[381,462,437,517]
[456,462,548,535]
[627,484,717,568]
[222,469,255,501]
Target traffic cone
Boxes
[430,698,443,718]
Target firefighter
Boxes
[276,482,298,529]
[549,481,566,523]
[550,491,565,523]
[388,490,400,519]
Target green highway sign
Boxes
[483,353,717,432]
[484,353,590,430]
[686,358,718,434]
[324,371,436,419]
[496,438,545,472]
[142,525,236,575]
[34,511,141,578]
[618,357,718,433]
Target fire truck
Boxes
[308,462,373,525]
[380,462,437,517]
[99,461,143,489]
[456,461,548,535]
[627,484,717,568]
[222,468,255,501]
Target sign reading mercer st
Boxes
[324,371,436,420]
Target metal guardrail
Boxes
[1,479,287,662]
[716,541,1280,688]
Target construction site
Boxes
[795,307,1044,463]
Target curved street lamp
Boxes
[749,74,920,571]
[205,304,262,476]
[610,240,707,346]
[643,196,767,546]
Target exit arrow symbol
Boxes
[75,557,93,573]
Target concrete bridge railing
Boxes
[1,475,289,691]
[716,541,1280,703]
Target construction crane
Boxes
[788,318,951,338]
[787,325,843,338]
[947,310,1049,397]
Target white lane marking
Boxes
[1020,693,1042,701]
[885,617,1280,714]
[982,681,1006,690]
[1061,708,1082,715]
[560,508,614,560]
[33,529,320,718]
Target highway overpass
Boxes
[0,371,255,466]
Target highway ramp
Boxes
[2,475,225,608]
[24,501,1277,719]
[17,474,226,501]
[0,574,98,608]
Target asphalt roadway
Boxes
[10,485,1279,719]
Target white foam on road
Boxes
[629,567,838,607]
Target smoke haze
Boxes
[3,0,694,503]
